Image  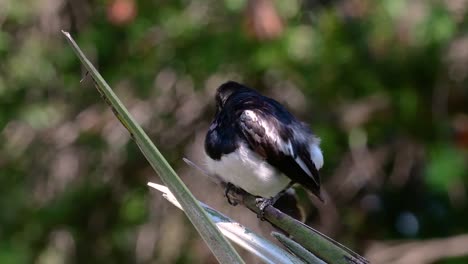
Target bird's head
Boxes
[215,81,252,112]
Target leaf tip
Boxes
[61,30,71,38]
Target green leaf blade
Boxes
[61,30,244,264]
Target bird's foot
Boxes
[225,183,239,206]
[255,197,277,220]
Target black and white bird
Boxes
[204,81,324,210]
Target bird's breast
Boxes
[205,144,291,198]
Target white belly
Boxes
[205,144,291,197]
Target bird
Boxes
[204,81,324,212]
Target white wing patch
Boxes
[309,143,324,169]
[284,139,316,178]
[293,129,324,170]
[285,140,294,156]
[295,156,313,177]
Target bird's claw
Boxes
[255,197,274,220]
[225,183,239,206]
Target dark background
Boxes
[1,0,468,263]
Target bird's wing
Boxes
[238,109,322,199]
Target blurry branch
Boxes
[366,234,468,264]
[183,158,369,264]
[338,94,389,130]
[147,182,305,264]
[326,145,388,203]
[61,31,244,264]
[324,94,391,207]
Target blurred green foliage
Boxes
[0,0,467,263]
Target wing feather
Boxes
[238,109,322,198]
